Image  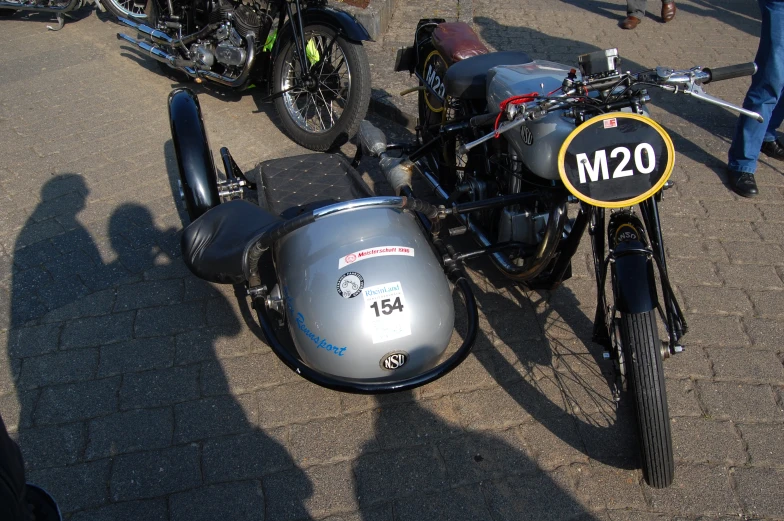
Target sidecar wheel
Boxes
[101,0,147,20]
[619,310,674,488]
[273,25,371,151]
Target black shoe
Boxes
[761,139,784,160]
[730,170,759,198]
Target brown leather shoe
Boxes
[620,16,641,29]
[661,2,676,22]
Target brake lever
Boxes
[460,113,530,154]
[682,82,763,122]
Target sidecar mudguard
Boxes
[612,245,658,314]
[168,88,220,222]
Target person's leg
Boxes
[626,0,646,18]
[728,0,784,173]
[764,86,784,142]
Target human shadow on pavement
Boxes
[353,391,603,520]
[6,190,312,518]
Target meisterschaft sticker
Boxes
[362,281,411,344]
[338,246,415,269]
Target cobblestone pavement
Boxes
[1,0,783,520]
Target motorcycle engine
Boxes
[192,0,271,69]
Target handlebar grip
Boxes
[703,62,757,83]
[470,111,500,127]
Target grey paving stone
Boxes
[69,498,168,521]
[175,324,251,365]
[170,481,265,521]
[0,390,37,432]
[571,463,646,512]
[135,302,205,338]
[707,348,784,383]
[748,290,784,318]
[742,318,784,351]
[481,468,590,521]
[374,398,461,449]
[648,464,739,515]
[678,286,753,315]
[35,377,120,425]
[120,365,200,410]
[718,264,784,291]
[44,249,96,282]
[256,382,342,428]
[174,394,258,442]
[288,412,377,465]
[725,242,784,265]
[27,459,111,514]
[732,467,784,519]
[670,417,746,465]
[438,429,538,486]
[17,422,85,470]
[6,323,61,358]
[737,423,784,467]
[698,381,782,422]
[110,444,201,501]
[575,406,642,471]
[12,240,61,270]
[202,427,292,482]
[353,445,446,507]
[60,312,135,349]
[86,408,173,459]
[200,352,295,396]
[113,279,184,311]
[394,485,493,521]
[40,288,116,324]
[17,348,98,389]
[97,337,175,377]
[514,416,590,470]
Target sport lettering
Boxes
[576,143,657,183]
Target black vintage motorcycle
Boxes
[0,0,99,30]
[354,20,760,488]
[118,0,371,150]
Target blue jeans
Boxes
[728,0,784,174]
[626,0,671,18]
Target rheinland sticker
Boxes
[362,281,411,344]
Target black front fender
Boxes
[612,251,658,314]
[275,5,371,51]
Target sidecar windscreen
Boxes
[181,199,280,284]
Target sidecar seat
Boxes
[445,51,533,100]
[181,199,280,284]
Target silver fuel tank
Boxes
[486,60,576,180]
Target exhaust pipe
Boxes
[116,31,257,89]
[117,16,175,46]
[117,32,184,68]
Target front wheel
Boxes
[619,310,675,488]
[273,25,371,151]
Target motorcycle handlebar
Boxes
[703,62,757,84]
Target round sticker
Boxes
[336,272,364,299]
[558,113,675,208]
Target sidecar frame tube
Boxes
[253,276,478,394]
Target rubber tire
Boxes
[101,0,147,20]
[272,25,371,151]
[619,310,675,488]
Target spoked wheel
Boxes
[619,310,675,488]
[101,0,147,20]
[273,24,370,151]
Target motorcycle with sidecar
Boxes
[168,20,760,488]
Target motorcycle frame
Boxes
[400,102,687,355]
[0,0,90,30]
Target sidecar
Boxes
[168,88,477,393]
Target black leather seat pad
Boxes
[258,153,373,217]
[181,199,280,284]
[445,51,533,99]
